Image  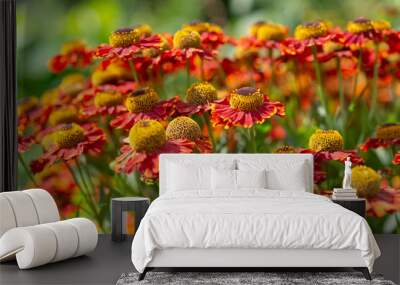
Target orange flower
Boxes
[175,82,218,116]
[110,87,177,130]
[182,21,231,50]
[280,21,333,60]
[360,123,400,151]
[367,186,400,218]
[393,153,400,165]
[114,120,195,182]
[76,82,137,119]
[95,26,161,63]
[35,164,78,218]
[299,148,364,184]
[48,40,93,73]
[166,116,212,153]
[18,135,34,153]
[30,123,106,173]
[343,18,390,47]
[210,87,285,128]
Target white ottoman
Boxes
[0,189,98,269]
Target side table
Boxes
[111,197,150,242]
[332,198,366,218]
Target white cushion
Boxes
[167,159,236,192]
[0,218,97,269]
[211,168,236,190]
[236,169,267,189]
[23,189,60,224]
[238,159,307,192]
[0,196,16,237]
[168,163,211,191]
[0,191,40,227]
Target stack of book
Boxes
[332,188,358,200]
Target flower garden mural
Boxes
[17,1,400,233]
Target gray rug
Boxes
[116,272,395,285]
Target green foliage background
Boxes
[17,0,400,98]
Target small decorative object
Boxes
[332,157,358,200]
[343,157,352,190]
[111,197,150,242]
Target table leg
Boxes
[111,201,124,242]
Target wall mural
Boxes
[17,1,400,233]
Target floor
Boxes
[0,235,134,285]
[1,234,398,285]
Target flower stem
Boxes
[64,161,96,216]
[369,43,379,121]
[336,58,346,129]
[349,50,363,111]
[18,153,39,187]
[268,48,275,94]
[202,112,215,151]
[128,60,139,84]
[186,60,191,90]
[311,46,331,128]
[200,57,205,81]
[246,127,257,153]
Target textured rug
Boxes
[116,271,395,285]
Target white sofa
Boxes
[0,189,98,269]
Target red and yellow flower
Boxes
[360,123,400,151]
[343,18,390,47]
[280,21,333,60]
[95,25,161,63]
[210,87,285,128]
[110,87,177,130]
[242,21,288,50]
[393,153,400,165]
[114,119,195,182]
[300,130,364,184]
[48,40,93,73]
[175,81,218,116]
[367,186,400,218]
[182,21,230,50]
[30,123,106,173]
[166,116,212,153]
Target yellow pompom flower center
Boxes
[173,29,201,49]
[249,21,266,37]
[60,40,86,54]
[256,23,288,41]
[124,87,159,113]
[41,132,57,150]
[372,20,391,31]
[308,129,344,152]
[182,21,222,34]
[94,91,123,108]
[41,88,60,106]
[166,116,202,141]
[347,18,374,34]
[352,165,381,198]
[59,74,86,97]
[91,62,132,86]
[48,106,79,126]
[134,24,152,38]
[294,21,328,40]
[17,97,38,116]
[273,145,297,153]
[109,28,139,48]
[186,82,218,105]
[376,123,400,140]
[129,119,166,152]
[229,87,264,111]
[53,123,85,149]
